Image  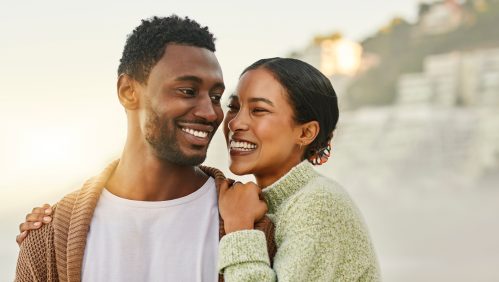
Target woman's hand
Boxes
[16,204,53,246]
[219,180,268,234]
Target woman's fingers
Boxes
[219,180,269,233]
[257,201,269,219]
[16,231,28,246]
[42,203,53,215]
[219,179,230,195]
[231,181,242,189]
[19,221,42,234]
[17,204,53,246]
[25,212,51,223]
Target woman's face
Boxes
[223,68,304,185]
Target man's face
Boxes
[137,44,225,166]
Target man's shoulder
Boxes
[53,175,95,212]
[54,160,119,217]
[53,189,79,218]
[58,189,80,205]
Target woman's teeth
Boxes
[230,140,257,151]
[182,128,208,138]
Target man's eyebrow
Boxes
[174,75,202,83]
[174,76,225,90]
[249,97,274,106]
[212,82,225,91]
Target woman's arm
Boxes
[218,229,276,281]
[219,187,380,282]
[16,205,58,281]
[218,180,275,281]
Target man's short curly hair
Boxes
[117,15,216,83]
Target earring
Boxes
[308,143,331,165]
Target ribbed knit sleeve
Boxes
[218,230,275,281]
[15,219,58,282]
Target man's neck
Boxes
[106,147,208,201]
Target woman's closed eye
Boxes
[251,107,269,114]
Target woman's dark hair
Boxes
[241,57,339,161]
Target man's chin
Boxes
[180,155,206,166]
[158,151,207,166]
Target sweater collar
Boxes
[262,160,317,214]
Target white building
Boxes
[397,48,499,106]
[398,73,433,104]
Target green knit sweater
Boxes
[218,161,381,281]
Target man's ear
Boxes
[117,74,140,110]
[297,120,320,146]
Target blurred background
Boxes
[1,0,498,281]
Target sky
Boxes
[0,0,421,210]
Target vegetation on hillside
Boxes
[345,0,499,109]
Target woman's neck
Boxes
[254,158,303,188]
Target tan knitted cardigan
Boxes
[15,160,276,282]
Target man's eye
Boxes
[226,104,239,112]
[179,88,196,96]
[210,94,222,104]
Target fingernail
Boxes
[43,216,51,222]
[34,222,41,227]
[21,231,27,236]
[45,208,52,214]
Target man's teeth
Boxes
[182,128,209,138]
[230,140,257,151]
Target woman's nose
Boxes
[227,110,249,132]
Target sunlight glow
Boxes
[12,126,82,172]
[320,39,362,77]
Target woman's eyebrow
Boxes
[249,97,274,106]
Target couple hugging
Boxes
[16,15,380,282]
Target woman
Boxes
[18,58,380,281]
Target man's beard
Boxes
[144,111,207,166]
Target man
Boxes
[16,15,274,282]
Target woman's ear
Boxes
[297,120,320,146]
[117,74,140,110]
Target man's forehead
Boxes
[147,43,223,83]
[162,43,215,62]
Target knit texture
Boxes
[218,161,381,281]
[15,160,276,282]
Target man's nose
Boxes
[193,94,217,122]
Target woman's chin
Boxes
[228,162,253,176]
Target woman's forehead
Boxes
[234,69,287,101]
